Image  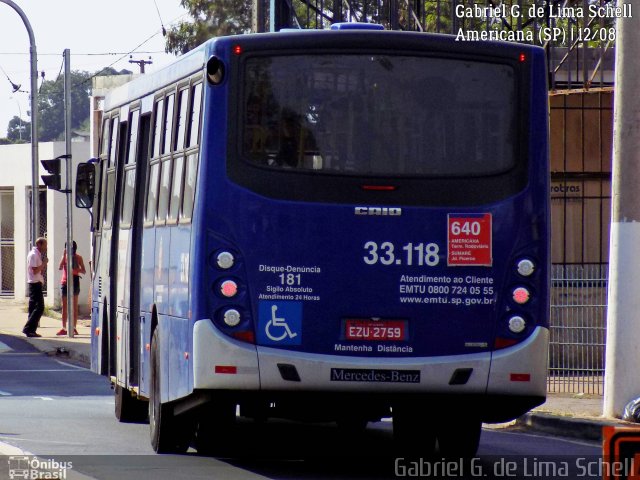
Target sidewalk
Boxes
[0,300,91,367]
[0,299,634,441]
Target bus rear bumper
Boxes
[192,320,548,422]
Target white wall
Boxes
[0,141,92,313]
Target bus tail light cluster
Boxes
[496,258,538,349]
[210,248,256,344]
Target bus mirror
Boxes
[207,56,225,85]
[75,162,96,209]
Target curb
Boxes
[517,412,628,442]
[44,346,91,368]
[0,330,91,369]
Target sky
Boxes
[0,0,189,137]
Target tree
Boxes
[37,70,93,142]
[7,115,30,143]
[166,0,252,54]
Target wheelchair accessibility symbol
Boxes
[258,301,302,345]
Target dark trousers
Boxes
[23,282,44,334]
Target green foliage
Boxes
[38,70,92,142]
[165,0,252,55]
[7,115,31,143]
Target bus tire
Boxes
[149,329,191,453]
[437,418,481,458]
[115,385,148,423]
[393,407,436,457]
[194,400,236,455]
[336,416,368,434]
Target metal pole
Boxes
[64,49,74,339]
[253,0,266,32]
[604,0,640,418]
[0,0,39,245]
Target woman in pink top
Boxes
[57,241,86,336]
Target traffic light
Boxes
[41,154,70,191]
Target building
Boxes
[0,141,92,314]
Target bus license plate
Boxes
[344,319,407,341]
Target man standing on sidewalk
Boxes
[23,237,48,338]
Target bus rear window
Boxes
[241,55,516,177]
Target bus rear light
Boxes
[519,53,526,62]
[215,365,237,374]
[512,287,530,304]
[517,259,535,277]
[494,337,519,350]
[220,280,238,298]
[223,309,241,327]
[233,45,243,55]
[216,251,235,269]
[508,316,526,333]
[231,330,255,343]
[361,185,397,191]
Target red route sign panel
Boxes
[447,213,492,266]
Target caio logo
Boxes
[603,426,640,480]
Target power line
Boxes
[0,51,165,56]
[152,0,167,37]
[0,63,24,93]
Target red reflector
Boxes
[519,53,526,62]
[233,45,242,55]
[494,337,519,349]
[184,352,189,360]
[362,185,397,191]
[145,344,151,352]
[215,365,237,374]
[510,373,531,382]
[95,328,100,336]
[232,330,256,343]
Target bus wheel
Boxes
[149,329,192,453]
[393,407,436,457]
[194,400,236,456]
[437,418,481,458]
[115,385,148,423]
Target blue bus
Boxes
[76,24,550,457]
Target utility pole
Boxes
[0,0,39,245]
[128,56,152,74]
[64,49,74,339]
[604,1,640,418]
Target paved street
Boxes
[0,333,607,479]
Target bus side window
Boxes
[121,110,140,228]
[181,152,198,221]
[162,94,175,155]
[175,88,189,152]
[168,156,184,224]
[151,99,163,159]
[127,110,140,165]
[100,117,110,157]
[103,117,119,227]
[108,117,119,169]
[187,83,202,148]
[145,162,160,226]
[156,158,172,224]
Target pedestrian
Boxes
[23,237,48,338]
[57,241,86,336]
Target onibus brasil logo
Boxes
[8,456,73,480]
